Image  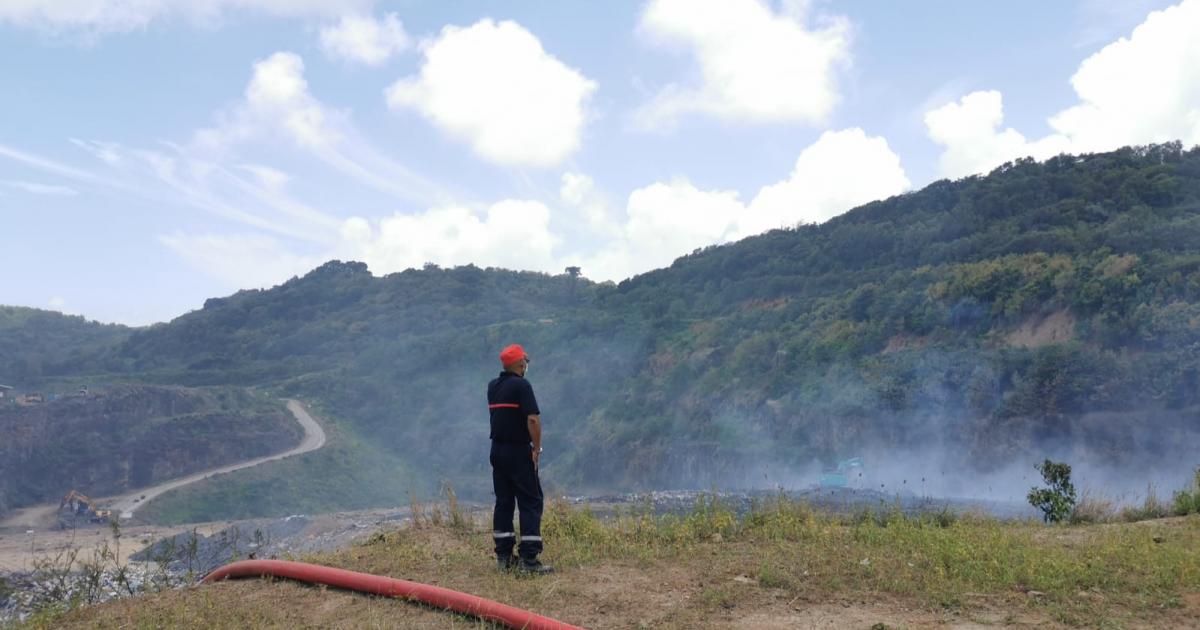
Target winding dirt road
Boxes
[0,399,325,529]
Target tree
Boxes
[565,266,582,300]
[1027,459,1076,523]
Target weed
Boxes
[1120,484,1171,522]
[1171,468,1200,516]
[1070,489,1116,524]
[755,562,793,589]
[408,489,425,528]
[698,586,734,609]
[927,505,958,529]
[444,483,467,530]
[183,528,201,582]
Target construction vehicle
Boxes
[819,457,864,489]
[58,490,112,528]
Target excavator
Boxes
[58,490,112,528]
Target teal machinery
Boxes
[819,457,864,488]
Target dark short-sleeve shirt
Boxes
[488,371,540,444]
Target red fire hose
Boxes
[202,559,582,630]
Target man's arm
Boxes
[527,414,541,467]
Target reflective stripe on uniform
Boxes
[520,535,542,541]
[493,531,516,538]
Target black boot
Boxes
[517,557,555,574]
[497,554,518,571]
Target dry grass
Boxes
[19,497,1200,629]
[1069,490,1117,525]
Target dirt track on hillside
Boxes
[107,399,325,519]
[0,399,324,530]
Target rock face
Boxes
[0,385,302,518]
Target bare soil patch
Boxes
[1003,309,1076,348]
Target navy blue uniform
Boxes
[487,371,543,560]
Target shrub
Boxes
[1171,468,1200,516]
[1028,459,1077,523]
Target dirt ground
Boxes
[0,521,226,574]
[0,504,421,576]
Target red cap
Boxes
[499,344,528,367]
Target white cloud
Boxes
[559,171,621,238]
[159,232,321,289]
[385,19,598,167]
[1051,0,1200,150]
[193,52,339,152]
[559,171,594,206]
[0,142,115,186]
[237,163,291,190]
[737,128,910,237]
[1,179,79,195]
[924,91,1026,179]
[565,177,743,281]
[574,128,908,281]
[622,178,743,269]
[926,0,1200,178]
[0,0,373,36]
[48,296,67,310]
[70,139,122,165]
[191,51,444,205]
[636,0,850,128]
[319,12,409,66]
[339,199,560,274]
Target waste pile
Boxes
[0,564,161,624]
[130,512,392,576]
[567,487,1035,519]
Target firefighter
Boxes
[488,343,554,574]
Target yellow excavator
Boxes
[58,490,112,528]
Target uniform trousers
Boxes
[490,441,543,560]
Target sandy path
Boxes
[0,399,325,529]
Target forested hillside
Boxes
[0,306,130,384]
[6,143,1200,519]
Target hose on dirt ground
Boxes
[201,559,583,630]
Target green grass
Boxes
[27,495,1200,629]
[537,495,1198,615]
[136,402,428,525]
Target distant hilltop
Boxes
[2,143,1199,520]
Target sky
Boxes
[2,0,1199,325]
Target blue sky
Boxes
[2,0,1197,325]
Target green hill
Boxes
[6,142,1200,521]
[0,306,130,384]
